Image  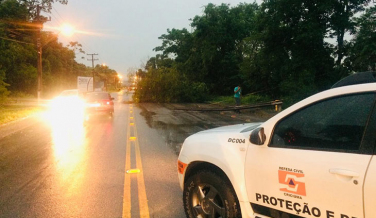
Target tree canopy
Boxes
[135,1,374,104]
[345,5,376,72]
[0,0,117,101]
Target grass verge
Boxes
[0,105,43,125]
[208,94,272,105]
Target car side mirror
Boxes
[250,127,266,145]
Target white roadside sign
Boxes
[77,76,93,92]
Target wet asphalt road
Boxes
[0,91,274,218]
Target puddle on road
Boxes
[136,103,276,156]
[138,105,217,156]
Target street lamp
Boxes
[60,24,75,37]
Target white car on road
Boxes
[178,72,376,218]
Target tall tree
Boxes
[328,0,371,69]
[248,0,335,101]
[155,3,259,95]
[189,3,259,94]
[345,5,376,71]
[18,0,68,18]
[154,28,193,63]
[0,0,37,95]
[145,54,174,70]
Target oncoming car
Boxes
[177,72,376,218]
[49,89,86,123]
[84,91,114,120]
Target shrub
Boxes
[134,67,208,103]
[0,69,10,104]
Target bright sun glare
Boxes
[61,24,75,36]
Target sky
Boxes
[44,0,261,77]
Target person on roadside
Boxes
[234,85,241,113]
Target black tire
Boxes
[183,170,241,218]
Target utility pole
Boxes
[35,5,50,102]
[36,5,42,101]
[87,53,98,91]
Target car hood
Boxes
[196,122,263,134]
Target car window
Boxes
[86,93,111,101]
[270,93,375,151]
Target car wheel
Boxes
[183,170,241,218]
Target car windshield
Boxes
[86,93,110,101]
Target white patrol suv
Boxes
[177,72,376,218]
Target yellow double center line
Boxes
[123,105,150,218]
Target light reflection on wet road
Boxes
[0,91,186,218]
[50,120,87,207]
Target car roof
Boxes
[332,71,376,88]
[85,92,111,99]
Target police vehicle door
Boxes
[245,93,376,218]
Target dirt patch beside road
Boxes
[136,103,278,155]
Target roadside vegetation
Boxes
[209,94,271,106]
[134,1,376,105]
[0,0,118,103]
[0,105,42,125]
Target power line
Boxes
[52,7,64,23]
[50,12,63,26]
